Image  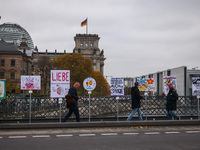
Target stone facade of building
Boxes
[73,34,105,74]
[0,39,32,93]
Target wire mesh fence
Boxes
[0,96,199,120]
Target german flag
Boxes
[81,19,87,27]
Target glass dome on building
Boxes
[0,23,34,56]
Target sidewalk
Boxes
[0,120,199,129]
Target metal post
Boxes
[88,91,91,122]
[117,97,119,121]
[29,90,32,123]
[144,92,148,121]
[198,96,200,120]
[59,98,62,123]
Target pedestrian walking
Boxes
[62,82,80,122]
[166,84,179,120]
[126,82,143,121]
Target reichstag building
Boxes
[0,22,105,94]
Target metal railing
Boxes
[0,96,199,121]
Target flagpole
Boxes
[86,17,88,34]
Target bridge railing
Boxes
[0,96,199,120]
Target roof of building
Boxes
[0,23,34,56]
[0,39,24,55]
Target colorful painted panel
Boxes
[163,76,177,95]
[0,80,6,99]
[137,78,155,91]
[21,76,41,90]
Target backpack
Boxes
[65,93,75,108]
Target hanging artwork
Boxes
[163,76,177,95]
[50,70,70,98]
[192,77,200,96]
[137,78,155,91]
[111,78,124,96]
[21,76,41,90]
[0,80,6,99]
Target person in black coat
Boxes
[62,82,80,122]
[166,84,179,120]
[126,82,143,121]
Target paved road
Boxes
[0,126,200,150]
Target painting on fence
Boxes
[192,77,200,96]
[50,70,70,98]
[111,78,124,96]
[0,80,6,99]
[21,76,41,90]
[137,78,155,91]
[163,76,177,95]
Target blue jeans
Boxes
[62,108,80,122]
[126,108,143,121]
[167,110,179,120]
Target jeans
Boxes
[126,108,143,121]
[62,108,80,122]
[167,110,179,120]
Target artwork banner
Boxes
[0,80,6,99]
[50,83,70,98]
[111,78,124,97]
[21,76,41,90]
[137,78,155,91]
[51,70,70,84]
[163,76,177,96]
[83,77,96,91]
[192,77,200,96]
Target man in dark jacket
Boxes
[62,82,80,122]
[166,84,179,120]
[126,82,143,121]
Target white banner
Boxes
[192,77,200,96]
[51,70,70,84]
[50,83,70,98]
[111,78,124,97]
[50,70,70,98]
[21,76,41,90]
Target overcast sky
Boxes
[0,0,200,78]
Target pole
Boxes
[59,98,62,122]
[144,92,148,121]
[88,91,91,122]
[198,96,200,120]
[86,17,88,34]
[117,97,119,121]
[29,90,32,123]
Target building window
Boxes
[90,42,93,47]
[80,42,83,47]
[149,74,153,78]
[10,72,15,79]
[11,60,15,66]
[0,72,4,79]
[32,65,34,72]
[1,59,5,66]
[85,42,88,47]
[167,70,171,76]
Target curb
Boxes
[0,120,200,129]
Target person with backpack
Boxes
[126,81,143,121]
[62,82,80,122]
[166,83,179,120]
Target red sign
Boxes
[51,70,70,84]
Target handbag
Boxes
[65,93,75,108]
